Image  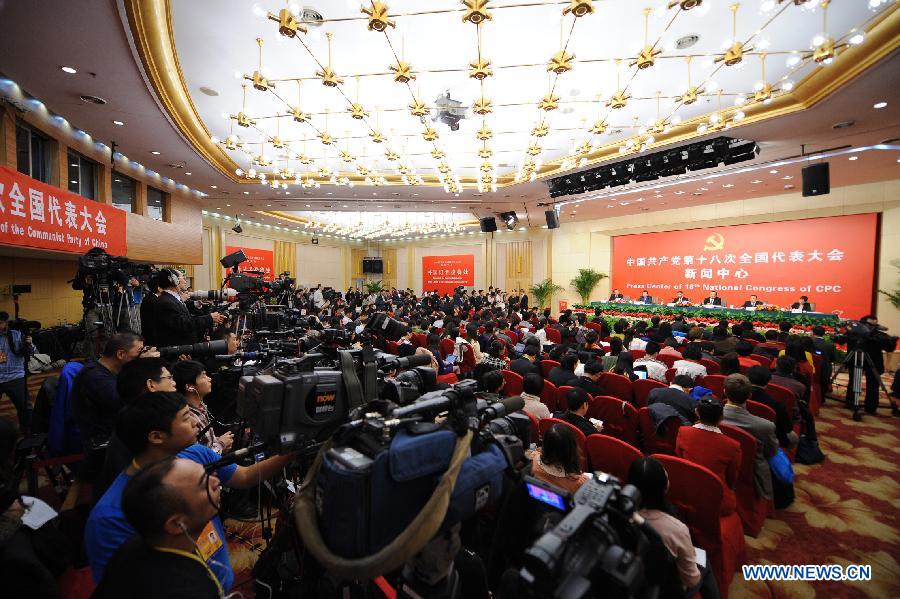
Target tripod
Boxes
[831,348,895,421]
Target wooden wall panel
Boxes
[381,248,397,289]
[504,241,532,295]
[0,257,84,326]
[124,196,203,263]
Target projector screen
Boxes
[610,213,878,317]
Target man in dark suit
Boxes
[791,296,813,312]
[721,374,778,500]
[671,291,691,305]
[565,360,604,396]
[139,281,160,348]
[702,291,723,306]
[509,345,541,378]
[519,289,529,310]
[647,375,698,425]
[553,387,602,438]
[637,290,653,304]
[608,289,624,301]
[742,294,764,308]
[152,269,225,348]
[810,325,835,393]
[547,353,578,388]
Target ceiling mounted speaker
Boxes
[802,162,830,197]
[480,217,497,232]
[545,210,560,229]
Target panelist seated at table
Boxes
[670,291,692,305]
[701,291,724,306]
[636,290,654,304]
[790,296,813,312]
[742,294,765,308]
[609,289,625,301]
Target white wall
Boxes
[296,243,344,289]
[396,247,408,290]
[223,232,274,252]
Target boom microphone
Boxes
[378,353,434,371]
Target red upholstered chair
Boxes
[652,454,747,595]
[555,385,574,412]
[749,355,772,368]
[541,360,560,379]
[664,367,678,383]
[638,407,681,455]
[540,380,558,413]
[720,424,773,537]
[633,378,666,408]
[659,354,678,369]
[539,418,588,470]
[545,327,562,344]
[586,396,640,449]
[765,384,798,433]
[585,435,643,482]
[411,333,427,348]
[385,340,399,355]
[630,348,646,360]
[436,373,458,385]
[746,400,776,423]
[599,372,633,403]
[439,338,456,359]
[585,321,603,332]
[700,359,721,374]
[500,370,524,397]
[699,374,726,399]
[525,411,541,445]
[459,344,476,376]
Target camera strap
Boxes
[294,429,474,582]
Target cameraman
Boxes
[0,311,36,435]
[845,315,889,415]
[152,269,225,347]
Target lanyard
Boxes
[153,546,224,598]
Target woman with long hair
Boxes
[531,424,588,494]
[613,351,638,381]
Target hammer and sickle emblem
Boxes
[704,233,725,251]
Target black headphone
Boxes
[159,268,181,288]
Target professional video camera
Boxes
[157,339,230,361]
[832,318,897,350]
[516,474,660,599]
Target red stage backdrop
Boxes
[0,166,127,255]
[225,245,275,281]
[611,213,877,317]
[422,255,475,295]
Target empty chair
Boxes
[385,340,399,355]
[411,333,427,348]
[540,359,560,379]
[652,454,747,594]
[585,435,643,482]
[699,374,726,399]
[598,372,633,403]
[525,410,541,445]
[586,395,640,448]
[720,424,773,537]
[765,383,798,431]
[545,327,562,344]
[658,354,678,369]
[700,359,721,374]
[638,407,681,455]
[500,370,524,397]
[540,379,559,414]
[746,400,776,423]
[632,378,667,408]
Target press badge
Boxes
[196,521,223,561]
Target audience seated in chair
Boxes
[530,423,589,495]
[553,388,603,439]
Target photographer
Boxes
[844,315,892,415]
[0,311,36,434]
[152,269,225,348]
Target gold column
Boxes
[209,225,225,286]
[273,239,296,276]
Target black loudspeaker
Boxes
[802,162,830,197]
[480,217,498,233]
[545,210,560,229]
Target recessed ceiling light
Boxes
[769,169,778,174]
[114,179,121,183]
[267,204,272,207]
[377,205,383,208]
[70,180,78,184]
[751,179,763,184]
[327,192,332,195]
[782,175,793,180]
[226,204,231,207]
[70,163,78,167]
[112,120,124,126]
[723,183,734,188]
[413,193,419,196]
[784,184,794,190]
[60,66,77,74]
[343,205,348,208]
[873,101,887,109]
[848,156,859,161]
[150,150,161,155]
[210,185,217,189]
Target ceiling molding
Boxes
[124,1,899,192]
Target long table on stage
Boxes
[584,302,840,328]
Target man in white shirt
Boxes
[520,373,551,420]
[634,341,668,382]
[312,285,324,309]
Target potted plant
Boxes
[570,268,608,306]
[530,278,564,309]
[364,280,384,295]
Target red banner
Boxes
[0,166,127,255]
[611,214,877,317]
[225,245,275,281]
[422,254,475,295]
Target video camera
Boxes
[516,474,659,599]
[157,339,229,361]
[833,318,897,351]
[73,247,157,289]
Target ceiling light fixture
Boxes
[150,150,161,155]
[112,120,124,126]
[873,101,887,109]
[60,66,77,74]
